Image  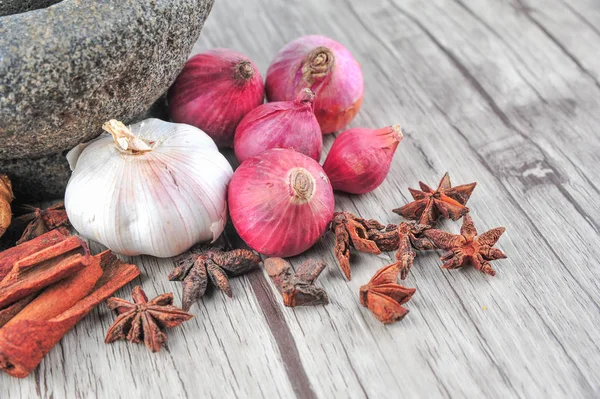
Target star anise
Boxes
[395,222,435,279]
[169,245,261,310]
[424,214,507,276]
[331,211,386,280]
[105,286,193,353]
[359,263,416,324]
[16,202,70,245]
[393,172,476,226]
[264,257,329,307]
[367,223,400,252]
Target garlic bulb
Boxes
[65,119,233,258]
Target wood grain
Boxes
[2,0,600,397]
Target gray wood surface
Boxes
[2,0,600,397]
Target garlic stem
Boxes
[102,120,153,154]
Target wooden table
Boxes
[3,0,600,397]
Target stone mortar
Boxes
[0,0,214,200]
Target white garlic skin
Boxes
[65,119,233,258]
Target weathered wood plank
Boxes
[193,0,600,397]
[1,0,600,397]
[0,239,297,398]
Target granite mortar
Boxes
[0,0,214,200]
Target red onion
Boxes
[265,35,364,134]
[234,88,322,163]
[168,49,264,147]
[228,149,335,257]
[323,125,403,194]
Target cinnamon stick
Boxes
[0,228,70,281]
[0,235,90,309]
[0,295,36,328]
[0,250,139,378]
[0,229,76,328]
[4,256,103,327]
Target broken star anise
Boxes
[359,263,416,324]
[331,211,386,280]
[393,172,476,227]
[16,202,70,245]
[169,245,261,310]
[264,257,329,307]
[367,223,400,252]
[105,286,193,353]
[395,222,435,280]
[424,214,507,276]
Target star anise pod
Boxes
[105,286,193,353]
[395,222,436,279]
[367,223,399,252]
[16,202,70,245]
[169,245,261,310]
[359,263,416,324]
[331,211,385,280]
[393,172,476,226]
[424,214,507,276]
[264,257,329,307]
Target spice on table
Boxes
[4,253,103,327]
[0,175,13,239]
[393,172,476,227]
[0,250,139,378]
[16,202,70,245]
[424,214,506,276]
[264,257,329,307]
[105,286,193,353]
[395,222,435,280]
[367,223,399,252]
[359,263,415,324]
[169,245,261,310]
[0,228,70,281]
[0,229,72,326]
[0,234,90,309]
[0,295,36,328]
[331,211,386,280]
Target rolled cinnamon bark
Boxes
[0,228,70,281]
[0,251,139,378]
[0,229,76,328]
[4,255,103,327]
[0,295,36,328]
[0,235,90,309]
